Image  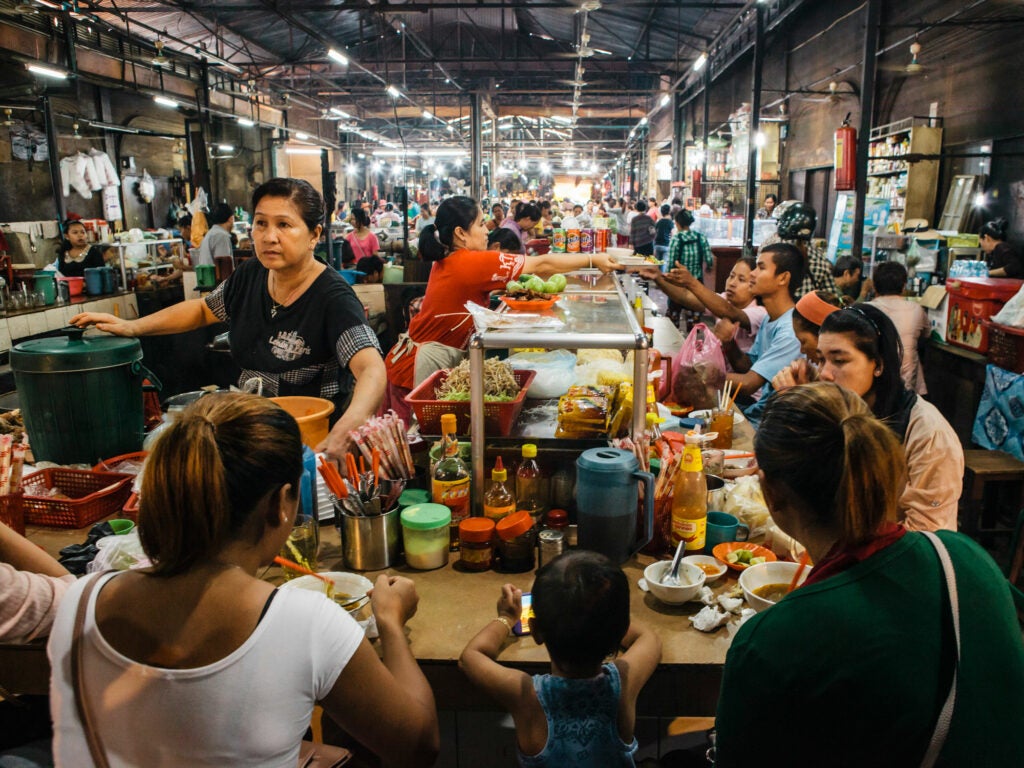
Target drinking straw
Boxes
[273,556,333,586]
[372,448,380,486]
[788,550,811,593]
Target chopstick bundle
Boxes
[0,434,14,495]
[8,440,26,495]
[346,411,415,480]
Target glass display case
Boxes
[466,271,649,511]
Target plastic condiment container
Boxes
[458,517,496,572]
[545,509,569,531]
[400,503,451,570]
[496,510,536,573]
[399,488,431,509]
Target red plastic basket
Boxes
[405,369,536,436]
[986,321,1024,374]
[20,469,133,528]
[92,451,149,474]
[0,493,25,536]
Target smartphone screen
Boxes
[513,593,533,636]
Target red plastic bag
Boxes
[671,323,726,410]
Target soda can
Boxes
[595,228,610,252]
[580,229,594,253]
[567,229,581,253]
[552,229,567,252]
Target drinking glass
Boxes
[279,509,320,579]
[709,408,734,449]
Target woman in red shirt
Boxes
[383,196,620,418]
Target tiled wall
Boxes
[0,294,139,353]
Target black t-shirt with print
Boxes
[205,257,381,418]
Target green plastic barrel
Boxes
[11,328,148,465]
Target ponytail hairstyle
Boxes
[513,201,541,225]
[350,207,371,230]
[755,382,905,547]
[139,393,303,577]
[418,195,480,262]
[819,304,905,421]
[980,217,1008,242]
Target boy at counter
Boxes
[461,552,661,767]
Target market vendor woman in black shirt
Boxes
[57,219,106,277]
[71,178,386,460]
[980,217,1023,278]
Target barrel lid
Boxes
[11,327,142,372]
[576,447,639,473]
[400,503,451,531]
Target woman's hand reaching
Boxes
[70,312,137,337]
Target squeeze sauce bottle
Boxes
[671,432,707,551]
[483,457,516,523]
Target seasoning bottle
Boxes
[458,517,495,572]
[515,444,546,526]
[544,509,569,532]
[633,295,645,329]
[483,457,516,523]
[671,432,707,551]
[550,467,575,510]
[431,413,470,551]
[537,529,565,569]
[496,511,536,573]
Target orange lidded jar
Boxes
[496,510,536,573]
[459,518,496,572]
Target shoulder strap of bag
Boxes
[919,532,962,768]
[72,572,114,768]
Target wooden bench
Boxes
[961,449,1024,536]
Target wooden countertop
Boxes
[7,419,757,715]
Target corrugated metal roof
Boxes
[6,0,749,157]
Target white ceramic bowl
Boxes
[605,246,634,259]
[682,555,728,584]
[279,571,373,612]
[643,560,707,605]
[739,561,811,612]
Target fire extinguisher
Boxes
[691,168,702,200]
[835,113,857,191]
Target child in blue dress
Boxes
[460,551,662,767]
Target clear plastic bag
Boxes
[506,350,577,398]
[88,530,151,573]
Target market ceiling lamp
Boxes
[327,48,348,66]
[329,107,351,119]
[693,53,708,72]
[639,116,648,126]
[153,95,179,108]
[26,63,69,79]
[152,40,170,68]
[238,117,255,127]
[294,131,309,140]
[285,146,322,155]
[660,94,671,108]
[346,163,359,175]
[386,85,402,99]
[218,144,234,151]
[422,109,433,120]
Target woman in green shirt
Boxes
[716,382,1024,767]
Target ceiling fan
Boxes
[2,109,14,126]
[796,80,859,104]
[881,39,933,76]
[151,39,171,67]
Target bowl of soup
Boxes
[682,555,728,584]
[643,560,706,605]
[739,561,812,612]
[279,571,373,614]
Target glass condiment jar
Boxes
[458,517,495,572]
[400,503,452,570]
[495,510,536,573]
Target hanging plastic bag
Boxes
[138,169,155,203]
[671,323,727,410]
[187,188,208,216]
[991,283,1024,329]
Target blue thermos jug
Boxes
[575,448,654,564]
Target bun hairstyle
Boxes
[980,217,1008,242]
[513,201,542,224]
[531,551,629,672]
[252,177,324,232]
[674,208,695,228]
[819,304,905,421]
[139,393,303,577]
[418,195,480,262]
[755,382,905,548]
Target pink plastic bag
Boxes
[671,323,727,410]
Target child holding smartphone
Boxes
[460,552,661,767]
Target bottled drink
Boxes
[483,456,516,523]
[671,433,707,551]
[432,413,470,550]
[516,443,547,526]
